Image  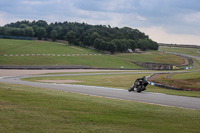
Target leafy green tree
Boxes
[90,32,101,45]
[1,20,158,51]
[93,38,102,49]
[111,39,125,52]
[65,31,76,45]
[81,29,95,46]
[46,24,54,38]
[55,25,63,39]
[4,27,11,35]
[10,28,20,36]
[100,40,108,51]
[36,20,48,28]
[128,39,137,50]
[137,39,149,50]
[20,28,25,36]
[25,27,34,37]
[37,27,47,40]
[50,30,58,41]
[121,39,130,52]
[32,25,39,37]
[107,42,117,54]
[0,27,6,35]
[150,40,159,50]
[82,35,90,46]
[19,24,28,28]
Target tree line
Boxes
[0,20,159,53]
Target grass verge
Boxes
[0,82,199,133]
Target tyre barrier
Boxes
[173,65,194,70]
[184,66,195,70]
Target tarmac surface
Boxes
[0,71,200,110]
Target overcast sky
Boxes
[0,0,200,45]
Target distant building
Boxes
[127,49,133,53]
[134,48,142,53]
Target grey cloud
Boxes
[0,0,200,36]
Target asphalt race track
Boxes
[0,72,200,110]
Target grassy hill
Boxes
[0,39,99,54]
[0,39,142,69]
[0,39,185,69]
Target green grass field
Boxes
[0,82,199,133]
[0,39,186,69]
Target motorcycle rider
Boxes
[128,76,148,93]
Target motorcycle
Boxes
[128,76,148,93]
